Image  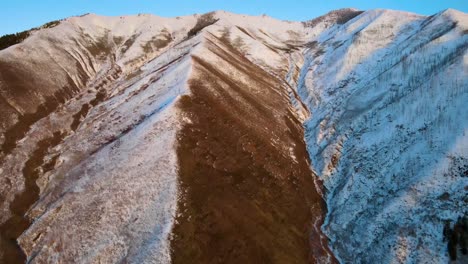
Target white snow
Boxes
[296,8,468,263]
[1,8,467,263]
[0,12,200,263]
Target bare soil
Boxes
[171,35,336,263]
[0,131,64,264]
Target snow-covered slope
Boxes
[0,8,466,264]
[297,8,468,263]
[0,11,334,264]
[0,13,197,263]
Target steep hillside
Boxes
[296,9,468,263]
[0,8,466,264]
[0,11,335,264]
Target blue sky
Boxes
[1,1,467,35]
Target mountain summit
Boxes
[0,8,467,264]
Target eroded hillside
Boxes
[0,8,466,264]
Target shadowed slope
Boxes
[171,33,336,263]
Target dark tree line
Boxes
[0,20,60,50]
[0,31,30,50]
[444,215,468,261]
[186,12,219,38]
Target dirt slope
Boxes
[171,34,336,263]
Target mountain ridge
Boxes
[0,8,467,263]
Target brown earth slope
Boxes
[171,34,336,263]
[0,12,339,263]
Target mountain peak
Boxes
[302,8,364,28]
[0,7,467,264]
[439,8,468,24]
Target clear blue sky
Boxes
[1,0,467,35]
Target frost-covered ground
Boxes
[297,9,468,263]
[0,8,466,263]
[0,13,197,263]
[0,11,327,263]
